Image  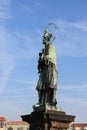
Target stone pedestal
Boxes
[21,110,75,130]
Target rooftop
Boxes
[0,117,6,121]
[7,121,28,125]
[71,123,87,127]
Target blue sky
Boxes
[0,0,87,123]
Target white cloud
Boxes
[0,0,12,21]
[59,83,87,91]
[0,26,14,92]
[60,95,87,106]
[0,102,24,121]
[73,22,87,32]
[0,25,43,98]
[0,26,38,92]
[16,4,32,14]
[33,1,44,8]
[58,83,87,121]
[59,94,87,122]
[54,20,87,57]
[0,54,14,92]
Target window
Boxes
[0,122,5,128]
[17,127,24,130]
[8,127,13,130]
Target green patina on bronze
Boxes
[36,29,58,108]
[21,25,75,130]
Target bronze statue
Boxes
[21,24,75,130]
[36,24,58,107]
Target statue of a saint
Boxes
[36,29,58,107]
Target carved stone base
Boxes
[21,110,75,130]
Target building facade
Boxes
[6,121,29,130]
[0,117,29,130]
[0,116,87,130]
[0,117,6,130]
[69,123,87,130]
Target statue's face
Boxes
[43,37,46,44]
[43,36,49,44]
